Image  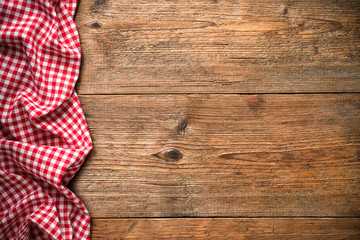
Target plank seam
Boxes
[78,92,360,96]
[91,216,360,220]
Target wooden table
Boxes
[70,0,360,238]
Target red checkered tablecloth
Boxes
[0,0,92,239]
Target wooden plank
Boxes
[69,94,360,218]
[91,218,360,239]
[75,0,360,94]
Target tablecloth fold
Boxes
[0,0,92,239]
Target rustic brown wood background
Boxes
[70,0,360,239]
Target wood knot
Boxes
[90,22,101,29]
[91,0,106,12]
[153,148,183,161]
[95,0,105,6]
[244,94,264,111]
[314,46,319,55]
[167,149,182,160]
[177,118,188,134]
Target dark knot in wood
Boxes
[167,149,182,161]
[153,148,183,161]
[90,22,101,29]
[283,7,288,14]
[95,0,105,6]
[177,118,188,134]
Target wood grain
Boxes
[73,1,360,237]
[91,218,360,239]
[69,94,360,218]
[75,0,360,94]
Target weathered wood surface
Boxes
[75,0,360,94]
[91,218,360,239]
[73,0,360,238]
[69,94,360,218]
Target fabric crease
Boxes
[0,0,92,239]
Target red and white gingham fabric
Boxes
[0,0,92,239]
